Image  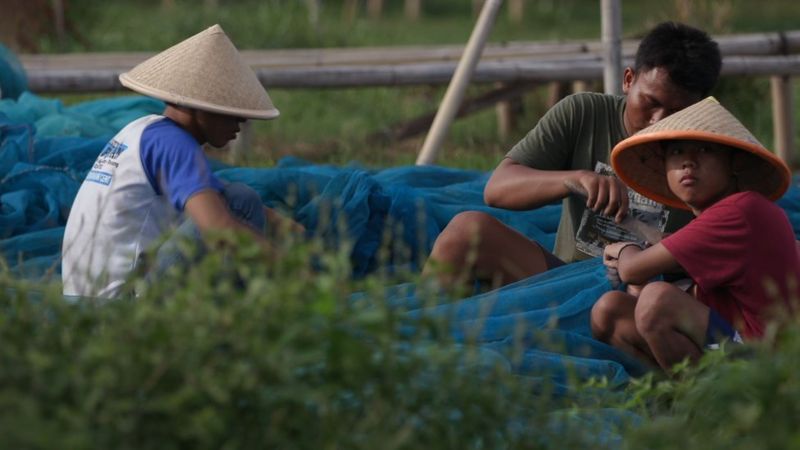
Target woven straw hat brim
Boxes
[611,98,791,210]
[120,74,279,119]
[119,24,279,120]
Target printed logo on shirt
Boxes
[98,140,128,159]
[86,170,113,186]
[88,139,129,185]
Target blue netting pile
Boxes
[6,88,800,378]
[3,45,800,443]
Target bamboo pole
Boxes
[472,0,485,16]
[51,0,66,50]
[601,0,622,95]
[509,0,524,24]
[405,0,421,21]
[495,82,517,140]
[770,75,795,166]
[24,55,800,92]
[21,31,800,72]
[416,0,503,165]
[367,0,384,19]
[343,0,358,23]
[306,0,321,29]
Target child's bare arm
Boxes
[604,242,682,285]
[264,206,305,235]
[184,190,277,254]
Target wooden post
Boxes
[343,0,359,23]
[472,0,485,16]
[546,81,570,108]
[771,75,795,166]
[405,0,421,21]
[306,0,321,28]
[572,80,591,93]
[495,82,520,140]
[508,0,524,24]
[367,0,384,19]
[601,0,622,95]
[51,0,66,50]
[417,0,503,165]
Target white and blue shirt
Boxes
[62,114,223,298]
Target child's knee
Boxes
[591,292,624,340]
[634,282,676,334]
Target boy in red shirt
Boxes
[591,97,799,371]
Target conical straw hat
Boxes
[119,24,279,120]
[611,97,790,210]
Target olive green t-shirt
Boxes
[506,92,693,262]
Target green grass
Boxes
[29,0,800,170]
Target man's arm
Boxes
[484,158,630,221]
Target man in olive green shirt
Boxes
[424,22,721,290]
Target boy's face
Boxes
[622,67,703,136]
[193,110,246,148]
[664,140,736,214]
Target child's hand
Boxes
[603,242,626,267]
[603,242,641,288]
[603,243,623,288]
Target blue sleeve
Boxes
[139,118,224,211]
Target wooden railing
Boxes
[18,30,800,165]
[20,31,800,91]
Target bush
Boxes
[0,235,619,449]
[621,323,800,450]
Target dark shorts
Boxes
[705,309,743,348]
[537,243,566,270]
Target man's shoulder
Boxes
[557,92,625,111]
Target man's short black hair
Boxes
[634,22,722,97]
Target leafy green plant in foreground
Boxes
[5,230,800,448]
[621,322,800,450]
[0,235,619,449]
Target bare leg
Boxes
[591,291,658,366]
[423,211,553,291]
[634,281,710,371]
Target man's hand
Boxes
[572,171,630,223]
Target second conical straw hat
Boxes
[611,97,790,210]
[119,24,279,120]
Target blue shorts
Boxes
[705,309,743,349]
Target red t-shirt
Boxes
[661,191,800,339]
